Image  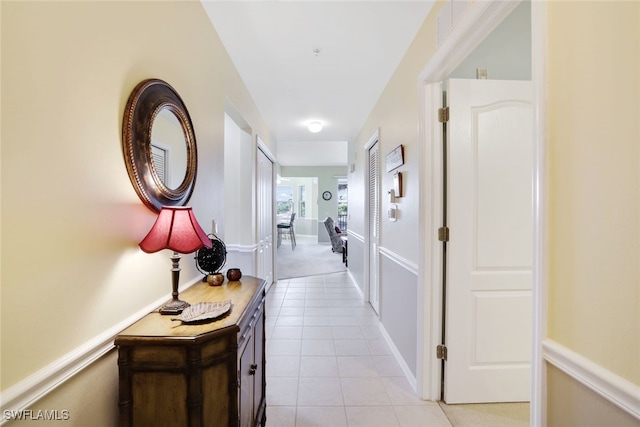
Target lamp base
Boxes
[159,298,190,315]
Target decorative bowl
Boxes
[207,273,225,286]
[226,268,242,281]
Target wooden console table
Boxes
[115,276,266,427]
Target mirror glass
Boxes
[151,108,188,190]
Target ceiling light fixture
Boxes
[308,121,323,133]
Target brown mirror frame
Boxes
[122,79,198,212]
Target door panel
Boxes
[238,333,254,427]
[444,78,533,403]
[253,307,265,422]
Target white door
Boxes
[444,79,533,403]
[368,140,380,314]
[257,147,274,287]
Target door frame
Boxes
[416,0,547,425]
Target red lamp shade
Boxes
[139,206,212,254]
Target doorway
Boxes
[417,0,537,410]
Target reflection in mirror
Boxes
[151,108,188,190]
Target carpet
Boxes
[276,237,346,279]
[438,402,529,427]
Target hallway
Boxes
[264,272,451,426]
[264,272,530,426]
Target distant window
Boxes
[277,185,293,216]
[298,185,306,218]
[337,183,348,230]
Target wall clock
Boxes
[322,191,332,201]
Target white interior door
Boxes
[368,140,380,314]
[257,147,274,287]
[444,79,533,403]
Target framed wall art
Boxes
[385,144,404,172]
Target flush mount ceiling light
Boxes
[307,121,323,133]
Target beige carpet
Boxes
[438,402,530,427]
[276,235,346,279]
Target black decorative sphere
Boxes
[195,234,227,277]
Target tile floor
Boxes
[264,272,453,427]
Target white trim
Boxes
[418,0,521,84]
[346,229,364,243]
[363,127,379,151]
[531,1,549,425]
[543,339,640,421]
[379,246,418,276]
[417,0,533,409]
[225,243,258,253]
[0,276,202,423]
[416,81,443,401]
[257,135,276,163]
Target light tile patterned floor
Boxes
[264,272,452,427]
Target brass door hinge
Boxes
[438,227,449,242]
[437,344,447,360]
[438,107,449,123]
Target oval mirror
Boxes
[122,79,198,212]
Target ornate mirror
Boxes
[122,79,198,212]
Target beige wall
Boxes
[349,4,441,261]
[546,1,640,383]
[545,1,640,424]
[1,1,272,422]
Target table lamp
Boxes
[139,206,212,315]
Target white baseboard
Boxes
[0,276,202,423]
[378,322,418,392]
[347,270,364,300]
[543,339,640,421]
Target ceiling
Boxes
[202,1,435,166]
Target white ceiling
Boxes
[202,1,435,166]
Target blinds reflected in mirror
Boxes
[151,144,168,184]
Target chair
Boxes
[323,217,343,253]
[277,212,296,250]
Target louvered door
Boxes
[368,140,380,313]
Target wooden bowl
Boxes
[226,268,242,281]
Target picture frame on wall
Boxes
[385,145,404,172]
